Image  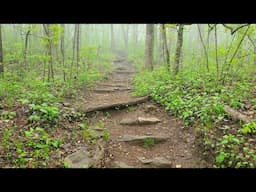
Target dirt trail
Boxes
[66,53,211,168]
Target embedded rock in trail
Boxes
[112,161,135,168]
[120,117,161,125]
[138,117,161,125]
[137,157,172,168]
[64,147,92,168]
[118,135,169,145]
[93,88,131,93]
[96,83,128,88]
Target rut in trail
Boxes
[65,52,211,168]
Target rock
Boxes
[120,117,160,125]
[118,135,169,145]
[112,161,135,168]
[138,117,161,125]
[62,102,71,107]
[120,118,139,125]
[64,147,92,168]
[62,143,71,150]
[137,157,172,168]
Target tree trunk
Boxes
[144,24,154,71]
[173,24,184,75]
[111,24,115,52]
[76,24,80,78]
[214,25,219,77]
[24,30,31,71]
[159,25,164,64]
[161,24,170,70]
[0,24,3,77]
[197,24,209,72]
[122,25,129,56]
[71,24,77,80]
[133,24,138,49]
[43,24,54,82]
[60,24,65,82]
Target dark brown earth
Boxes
[67,54,211,168]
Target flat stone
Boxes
[137,157,172,168]
[112,161,135,168]
[64,147,92,168]
[138,117,161,124]
[118,135,169,145]
[62,102,71,107]
[120,117,160,125]
[120,118,139,125]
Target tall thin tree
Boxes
[144,24,154,70]
[0,24,3,77]
[173,24,184,75]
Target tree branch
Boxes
[222,24,250,35]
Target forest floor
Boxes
[63,54,211,168]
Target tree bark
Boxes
[144,24,154,70]
[161,24,170,70]
[43,24,54,82]
[197,24,209,72]
[60,24,65,82]
[76,24,80,78]
[0,24,3,77]
[173,24,184,75]
[111,24,115,51]
[24,29,31,71]
[122,25,129,56]
[214,25,219,76]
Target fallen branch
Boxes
[82,96,149,113]
[224,105,253,123]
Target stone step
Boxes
[97,83,128,88]
[64,140,105,168]
[93,88,131,93]
[112,161,135,168]
[64,147,92,168]
[120,117,161,125]
[137,157,172,168]
[118,135,169,145]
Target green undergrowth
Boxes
[133,66,256,168]
[0,56,113,168]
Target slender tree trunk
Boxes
[60,24,65,82]
[111,24,115,51]
[161,24,170,70]
[76,24,80,78]
[71,24,77,80]
[144,24,154,71]
[43,24,54,82]
[133,24,138,49]
[159,25,164,65]
[0,24,3,78]
[173,24,184,75]
[122,25,129,56]
[24,30,31,71]
[214,25,219,77]
[197,24,209,72]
